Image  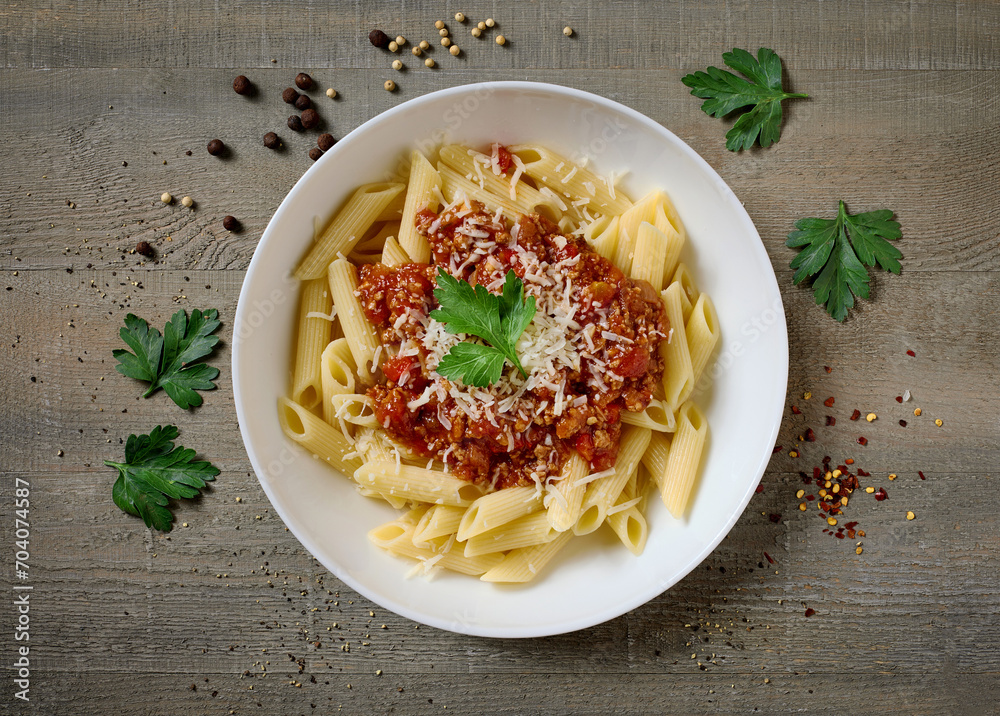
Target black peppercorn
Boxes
[369,29,390,48]
[308,147,324,161]
[222,215,241,232]
[135,241,154,257]
[294,94,312,111]
[282,87,300,104]
[287,115,304,132]
[317,133,336,152]
[207,139,225,156]
[232,75,253,95]
[295,72,314,90]
[263,132,281,149]
[300,108,320,129]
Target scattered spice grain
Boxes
[295,72,314,90]
[486,18,496,27]
[850,409,862,421]
[326,88,337,99]
[388,41,399,52]
[160,192,172,204]
[369,29,391,49]
[392,59,403,70]
[282,87,300,104]
[317,133,335,151]
[308,148,323,161]
[287,115,304,132]
[906,349,916,357]
[823,396,835,407]
[906,511,915,520]
[914,408,921,416]
[496,34,507,45]
[222,215,241,232]
[135,241,154,257]
[454,12,466,22]
[935,418,943,427]
[424,58,436,68]
[263,132,281,149]
[181,196,194,208]
[384,80,396,92]
[856,436,868,446]
[866,412,877,422]
[233,75,253,95]
[207,139,225,156]
[300,108,319,129]
[563,26,574,36]
[294,94,312,110]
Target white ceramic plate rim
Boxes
[233,80,787,638]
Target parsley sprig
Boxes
[429,269,536,388]
[113,309,222,409]
[787,201,902,321]
[105,425,219,532]
[682,47,808,151]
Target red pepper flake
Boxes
[768,513,781,523]
[822,456,832,465]
[895,396,903,403]
[845,458,854,465]
[755,484,764,494]
[804,608,815,618]
[826,415,836,426]
[857,436,868,446]
[824,366,832,373]
[844,521,858,529]
[850,409,862,421]
[835,532,845,539]
[846,529,856,539]
[764,552,775,564]
[906,349,916,357]
[919,471,926,480]
[899,419,907,427]
[806,495,815,501]
[791,405,801,415]
[856,468,870,477]
[873,487,888,501]
[804,428,816,442]
[823,397,835,407]
[772,445,783,454]
[799,471,811,484]
[813,466,822,479]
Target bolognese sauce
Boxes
[356,199,667,491]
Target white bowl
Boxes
[233,81,787,638]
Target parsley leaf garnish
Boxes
[113,309,222,409]
[105,425,219,532]
[682,47,808,151]
[429,269,536,388]
[787,201,903,321]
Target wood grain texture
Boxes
[2,1,999,713]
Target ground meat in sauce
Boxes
[356,201,667,490]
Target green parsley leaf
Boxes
[682,47,808,151]
[105,425,219,532]
[429,269,536,387]
[787,201,903,321]
[113,309,221,409]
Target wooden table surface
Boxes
[2,1,999,713]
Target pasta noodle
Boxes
[291,277,333,410]
[280,141,720,584]
[295,183,405,280]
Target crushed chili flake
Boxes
[856,468,870,477]
[804,608,815,618]
[764,551,775,564]
[856,436,868,446]
[804,428,816,442]
[755,484,764,494]
[850,409,862,421]
[824,366,832,373]
[822,455,831,465]
[845,458,854,465]
[823,397,835,407]
[919,471,926,480]
[826,415,836,426]
[873,487,888,501]
[772,445,783,454]
[791,405,801,415]
[813,467,821,479]
[906,349,916,357]
[899,419,907,427]
[895,395,903,403]
[768,513,781,523]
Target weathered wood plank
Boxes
[2,1,998,71]
[2,69,998,273]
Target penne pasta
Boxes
[291,277,333,410]
[277,397,363,477]
[327,258,382,385]
[687,293,720,388]
[295,182,405,280]
[282,143,720,584]
[574,425,652,535]
[458,486,542,541]
[660,282,695,411]
[545,452,589,532]
[320,338,358,425]
[398,150,441,264]
[480,530,574,583]
[658,401,708,518]
[464,511,557,557]
[507,144,633,216]
[354,461,485,506]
